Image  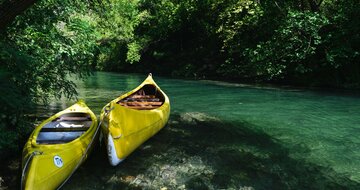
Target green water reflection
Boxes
[32,72,360,189]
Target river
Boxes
[10,72,360,189]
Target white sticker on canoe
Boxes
[53,155,63,168]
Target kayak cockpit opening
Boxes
[117,84,165,110]
[36,112,93,144]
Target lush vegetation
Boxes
[129,0,359,87]
[0,0,143,157]
[0,0,359,155]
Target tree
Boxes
[0,0,142,156]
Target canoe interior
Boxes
[36,112,93,144]
[117,84,165,110]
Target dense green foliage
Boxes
[0,0,359,155]
[125,0,359,87]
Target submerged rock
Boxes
[121,148,215,189]
[180,112,220,125]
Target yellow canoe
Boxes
[21,100,98,190]
[100,74,170,166]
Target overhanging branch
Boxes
[0,0,38,31]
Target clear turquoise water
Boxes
[34,72,360,189]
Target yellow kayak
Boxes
[100,73,170,166]
[21,100,98,190]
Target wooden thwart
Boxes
[57,116,91,121]
[122,98,160,102]
[119,101,162,106]
[130,95,155,99]
[120,105,157,110]
[117,94,163,110]
[40,127,89,132]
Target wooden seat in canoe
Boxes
[40,127,89,132]
[120,105,157,110]
[119,101,163,106]
[53,112,92,121]
[120,98,160,102]
[117,84,164,110]
[36,128,89,144]
[37,113,93,144]
[57,116,91,121]
[130,95,156,99]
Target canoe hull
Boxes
[22,100,98,190]
[101,74,170,166]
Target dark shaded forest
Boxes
[0,0,359,159]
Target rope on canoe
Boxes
[21,151,43,190]
[56,106,114,190]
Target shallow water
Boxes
[15,72,360,189]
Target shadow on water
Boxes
[64,112,359,190]
[1,112,359,189]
